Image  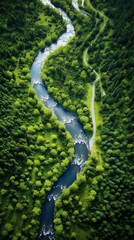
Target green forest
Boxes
[0,0,133,239]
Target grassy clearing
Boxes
[83,48,89,66]
[82,1,104,165]
[83,48,103,164]
[86,83,92,108]
[91,100,103,165]
[83,55,103,166]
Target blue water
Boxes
[30,1,90,239]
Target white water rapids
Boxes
[30,0,99,239]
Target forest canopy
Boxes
[0,0,134,239]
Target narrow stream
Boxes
[30,1,93,239]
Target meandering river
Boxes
[30,0,95,239]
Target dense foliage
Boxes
[52,0,134,239]
[41,0,98,136]
[0,1,74,239]
[0,0,133,239]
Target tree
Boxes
[71,232,77,239]
[33,109,40,116]
[51,149,57,156]
[36,180,42,187]
[80,70,87,80]
[87,190,97,201]
[2,223,13,236]
[96,165,104,172]
[37,135,44,144]
[61,210,68,219]
[55,224,63,235]
[16,202,24,210]
[27,126,35,134]
[32,207,40,216]
[62,188,70,198]
[1,188,7,195]
[27,159,33,166]
[34,159,40,166]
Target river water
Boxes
[30,0,91,239]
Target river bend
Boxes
[30,1,92,239]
